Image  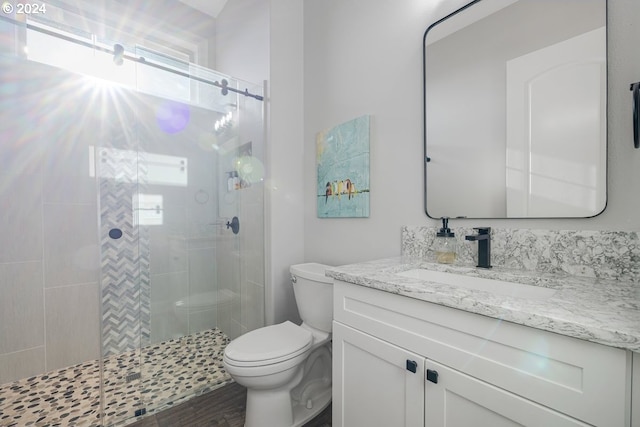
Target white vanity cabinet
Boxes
[332,280,631,427]
[424,360,593,426]
[333,322,425,426]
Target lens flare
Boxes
[236,156,265,184]
[156,100,190,134]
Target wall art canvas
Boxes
[316,115,370,218]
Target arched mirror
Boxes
[424,0,607,218]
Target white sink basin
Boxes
[397,269,556,300]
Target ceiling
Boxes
[178,0,228,18]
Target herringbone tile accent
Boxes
[99,119,151,357]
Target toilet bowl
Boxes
[223,263,334,427]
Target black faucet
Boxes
[465,227,492,269]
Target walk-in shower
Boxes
[0,9,265,426]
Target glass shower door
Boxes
[97,70,266,425]
[215,78,266,341]
[96,92,149,426]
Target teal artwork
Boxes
[316,115,370,218]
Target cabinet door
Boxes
[425,360,591,426]
[333,321,425,427]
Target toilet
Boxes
[223,263,334,427]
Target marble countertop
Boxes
[326,257,640,352]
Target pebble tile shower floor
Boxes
[0,328,232,427]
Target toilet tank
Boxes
[290,263,334,333]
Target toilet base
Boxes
[291,380,332,427]
[242,343,332,427]
[245,386,295,427]
[244,382,331,427]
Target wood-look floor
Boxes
[128,382,331,427]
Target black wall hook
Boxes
[630,82,640,149]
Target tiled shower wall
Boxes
[0,59,101,384]
[98,103,151,356]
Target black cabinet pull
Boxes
[406,360,417,373]
[426,369,439,384]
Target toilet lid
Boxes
[224,321,312,366]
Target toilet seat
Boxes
[224,321,312,367]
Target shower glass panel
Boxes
[0,55,106,426]
[96,52,266,427]
[0,12,265,427]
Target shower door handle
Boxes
[226,216,240,234]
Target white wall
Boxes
[216,0,269,84]
[303,0,640,268]
[267,0,305,324]
[217,0,640,324]
[303,0,468,265]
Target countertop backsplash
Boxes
[402,226,640,283]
